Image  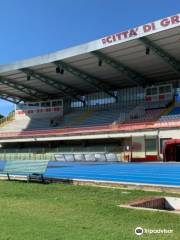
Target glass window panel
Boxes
[52,101,62,107]
[145,138,157,155]
[164,85,171,93]
[146,88,151,96]
[41,102,50,107]
[159,85,171,94]
[151,88,157,95]
[159,86,164,94]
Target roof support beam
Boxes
[0,89,31,103]
[0,95,18,104]
[0,76,47,100]
[139,37,180,75]
[21,68,85,104]
[92,51,150,87]
[0,91,25,104]
[54,61,117,100]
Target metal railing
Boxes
[0,145,124,161]
[0,152,55,161]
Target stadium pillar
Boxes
[130,136,133,162]
[157,134,160,161]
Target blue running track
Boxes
[44,162,180,187]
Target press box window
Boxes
[52,101,62,107]
[41,102,51,107]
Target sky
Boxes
[0,0,180,116]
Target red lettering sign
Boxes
[101,15,180,46]
[171,15,180,24]
[160,18,170,27]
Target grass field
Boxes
[0,181,180,240]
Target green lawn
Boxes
[0,181,179,240]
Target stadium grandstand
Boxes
[0,14,180,163]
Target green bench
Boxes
[2,159,49,183]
